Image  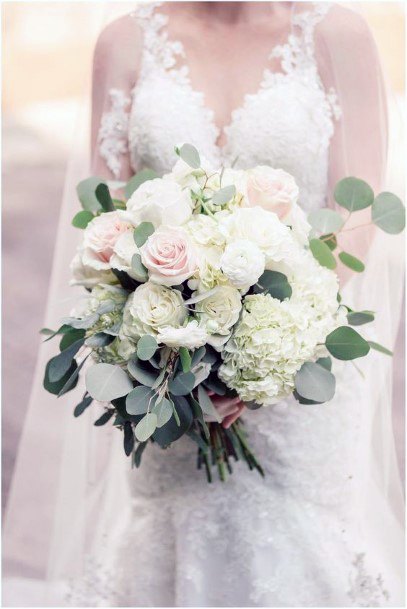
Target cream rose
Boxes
[110,230,145,282]
[140,226,198,286]
[196,286,242,348]
[220,239,265,291]
[246,167,299,218]
[125,179,193,227]
[157,321,209,349]
[82,211,132,271]
[120,282,187,341]
[70,249,117,288]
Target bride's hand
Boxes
[205,391,246,429]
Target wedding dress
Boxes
[3,2,404,607]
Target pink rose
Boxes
[140,226,198,286]
[246,167,299,219]
[82,211,132,270]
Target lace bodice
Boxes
[99,1,340,213]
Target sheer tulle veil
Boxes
[3,2,405,605]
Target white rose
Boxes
[195,286,242,348]
[70,249,117,288]
[164,155,215,191]
[157,320,209,349]
[110,230,145,282]
[186,214,226,248]
[285,203,311,245]
[124,179,193,227]
[140,226,198,286]
[120,282,186,341]
[82,211,132,271]
[246,166,299,216]
[220,239,265,290]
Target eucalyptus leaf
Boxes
[60,328,86,351]
[124,169,158,199]
[95,183,114,212]
[133,442,147,467]
[126,386,156,415]
[58,355,89,397]
[61,314,99,330]
[74,395,93,417]
[152,395,193,446]
[178,143,201,169]
[48,338,84,383]
[197,384,222,423]
[85,332,115,348]
[77,177,105,212]
[179,347,192,373]
[152,397,173,428]
[135,412,157,442]
[169,371,196,396]
[308,209,344,234]
[191,346,206,367]
[127,358,158,387]
[294,361,336,403]
[368,341,393,356]
[137,334,158,361]
[316,356,332,371]
[372,192,406,234]
[254,270,292,301]
[133,222,155,247]
[338,251,365,273]
[309,238,337,270]
[347,311,375,326]
[325,326,370,360]
[131,254,148,282]
[322,233,338,251]
[212,185,236,206]
[85,363,133,401]
[188,394,210,439]
[123,421,135,456]
[203,374,227,396]
[334,177,374,212]
[94,410,115,426]
[72,210,94,229]
[43,360,77,395]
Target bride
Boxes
[4,2,404,607]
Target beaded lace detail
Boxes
[348,554,390,607]
[97,88,131,178]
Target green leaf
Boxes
[126,386,156,415]
[197,384,221,423]
[133,442,147,467]
[135,412,157,442]
[254,270,292,301]
[152,395,193,446]
[334,177,374,212]
[48,338,84,382]
[188,394,210,439]
[131,254,148,282]
[61,313,99,330]
[57,355,89,397]
[72,210,94,229]
[178,143,201,169]
[212,185,236,206]
[325,326,370,360]
[74,395,93,417]
[95,183,114,212]
[203,374,227,396]
[316,356,332,371]
[76,177,106,212]
[94,410,114,426]
[372,192,406,234]
[179,347,192,373]
[347,311,375,326]
[321,233,338,251]
[85,333,115,348]
[308,209,344,234]
[368,341,393,356]
[124,169,158,199]
[169,371,196,396]
[309,238,337,270]
[137,335,158,361]
[85,363,133,401]
[191,346,206,367]
[152,397,173,428]
[294,361,336,403]
[123,421,135,456]
[338,251,365,273]
[43,360,78,395]
[133,222,155,247]
[59,329,86,351]
[127,358,158,387]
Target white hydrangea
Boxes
[218,252,340,406]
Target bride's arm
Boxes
[316,6,388,285]
[90,15,143,181]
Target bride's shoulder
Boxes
[315,3,373,42]
[94,13,144,65]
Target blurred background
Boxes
[2,1,405,509]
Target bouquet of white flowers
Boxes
[43,144,405,481]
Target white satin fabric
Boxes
[3,3,404,607]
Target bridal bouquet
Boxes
[42,144,405,481]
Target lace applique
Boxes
[98,88,130,178]
[348,553,390,607]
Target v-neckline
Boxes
[148,1,297,153]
